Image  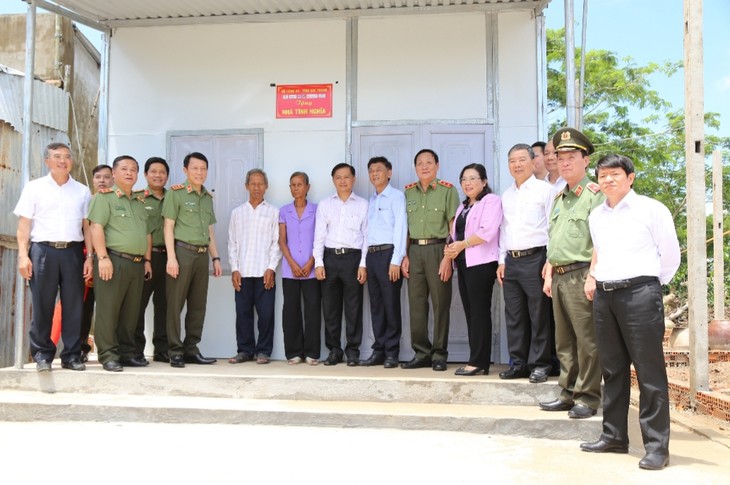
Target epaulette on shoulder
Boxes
[404,182,418,190]
[98,188,113,194]
[438,180,453,188]
[586,182,600,194]
[171,184,186,190]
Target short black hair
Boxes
[184,152,208,169]
[145,157,169,174]
[92,164,112,175]
[595,154,635,178]
[531,141,546,152]
[112,155,138,170]
[414,148,439,166]
[331,163,355,177]
[367,156,392,171]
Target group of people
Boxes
[15,125,681,470]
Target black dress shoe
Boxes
[184,353,216,365]
[400,357,431,369]
[359,354,385,366]
[36,360,52,372]
[323,352,342,366]
[638,453,669,470]
[153,352,170,363]
[383,356,399,369]
[61,359,86,371]
[539,399,573,411]
[170,355,185,368]
[499,367,529,379]
[432,360,447,371]
[120,356,149,367]
[346,359,359,367]
[454,366,485,376]
[528,367,549,383]
[580,439,629,454]
[102,360,123,372]
[568,404,597,419]
[80,350,90,363]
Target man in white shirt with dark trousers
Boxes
[581,154,680,471]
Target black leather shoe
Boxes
[359,353,385,366]
[499,367,529,379]
[102,360,123,372]
[61,359,86,371]
[80,350,90,363]
[568,404,597,419]
[580,439,629,454]
[432,360,447,371]
[120,356,149,367]
[184,353,216,365]
[528,367,549,383]
[170,355,185,368]
[36,360,52,372]
[347,358,359,367]
[153,352,170,363]
[323,352,342,366]
[639,453,669,470]
[400,357,431,369]
[454,366,485,376]
[539,399,573,411]
[383,356,398,369]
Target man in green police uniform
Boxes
[134,157,170,363]
[162,152,222,368]
[539,128,605,418]
[401,148,459,371]
[88,155,152,372]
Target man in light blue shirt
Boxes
[360,157,407,368]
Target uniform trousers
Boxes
[166,246,210,357]
[281,278,321,360]
[407,243,452,362]
[28,242,84,362]
[80,285,95,354]
[593,278,669,454]
[135,250,168,355]
[366,247,402,359]
[94,253,144,364]
[234,277,275,357]
[502,249,551,370]
[321,250,363,360]
[455,259,498,370]
[551,266,602,409]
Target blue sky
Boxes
[2,0,727,137]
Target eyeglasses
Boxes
[460,176,482,183]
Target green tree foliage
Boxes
[546,28,730,308]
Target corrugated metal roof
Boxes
[39,0,550,28]
[0,67,70,133]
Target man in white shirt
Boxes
[14,143,92,372]
[543,140,566,189]
[227,169,282,364]
[581,154,680,471]
[496,143,555,383]
[313,163,368,366]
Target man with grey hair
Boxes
[228,168,282,364]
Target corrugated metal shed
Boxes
[0,64,70,133]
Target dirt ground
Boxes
[666,361,730,396]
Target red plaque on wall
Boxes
[276,84,333,118]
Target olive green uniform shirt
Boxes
[161,180,216,246]
[135,187,166,247]
[87,185,150,255]
[547,175,605,265]
[405,179,459,239]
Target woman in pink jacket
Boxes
[445,163,502,376]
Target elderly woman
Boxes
[444,163,502,376]
[278,171,321,365]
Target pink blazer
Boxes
[451,193,502,267]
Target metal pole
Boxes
[684,0,709,399]
[14,1,37,369]
[712,150,725,320]
[97,31,110,166]
[577,0,588,130]
[535,11,547,140]
[564,0,576,127]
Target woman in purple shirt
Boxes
[279,172,321,365]
[444,163,503,376]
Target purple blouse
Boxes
[279,201,318,280]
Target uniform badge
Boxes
[561,131,571,141]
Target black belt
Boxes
[410,238,446,246]
[597,276,658,292]
[507,246,544,258]
[324,247,361,255]
[152,246,167,253]
[37,241,82,249]
[553,262,589,275]
[368,244,394,253]
[107,249,145,263]
[175,240,208,253]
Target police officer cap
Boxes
[552,127,595,155]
